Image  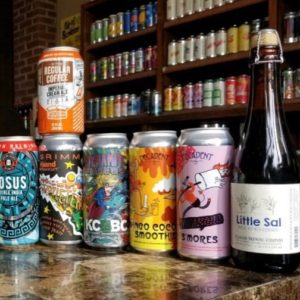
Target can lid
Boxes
[0,136,34,141]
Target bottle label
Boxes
[231,183,300,254]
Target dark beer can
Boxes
[87,98,94,121]
[39,134,83,245]
[144,46,153,71]
[124,10,131,34]
[93,97,100,120]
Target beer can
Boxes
[115,53,122,78]
[177,0,185,18]
[145,46,153,71]
[238,22,250,52]
[96,59,102,81]
[225,76,236,105]
[152,45,158,69]
[164,86,173,111]
[153,1,158,24]
[131,7,139,32]
[173,84,184,110]
[102,18,109,41]
[283,68,295,100]
[129,50,136,74]
[108,55,115,79]
[176,124,234,260]
[86,98,94,121]
[93,97,100,120]
[122,51,130,76]
[39,134,83,245]
[124,10,131,34]
[214,0,224,6]
[185,0,194,15]
[167,0,177,20]
[128,94,139,116]
[295,68,300,98]
[122,94,129,117]
[193,81,203,108]
[185,35,195,62]
[135,48,144,72]
[284,12,297,44]
[236,74,250,104]
[195,33,206,60]
[168,40,177,66]
[139,5,146,30]
[100,57,108,80]
[129,131,177,254]
[176,38,186,64]
[216,28,227,56]
[184,83,194,109]
[108,14,117,39]
[212,78,225,106]
[205,30,216,58]
[95,20,102,43]
[107,95,115,118]
[203,79,213,106]
[146,2,154,27]
[142,89,152,114]
[227,25,238,54]
[83,133,129,252]
[114,94,122,118]
[90,60,97,82]
[204,0,213,10]
[101,96,108,119]
[90,22,97,44]
[38,46,84,134]
[0,137,39,245]
[151,90,162,116]
[116,12,124,36]
[194,0,205,12]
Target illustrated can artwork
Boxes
[38,46,84,134]
[39,134,83,244]
[0,137,39,245]
[176,125,234,259]
[83,134,129,251]
[129,131,177,253]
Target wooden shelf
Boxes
[87,26,157,52]
[283,41,300,53]
[86,70,157,89]
[164,0,267,29]
[85,99,300,130]
[163,51,249,74]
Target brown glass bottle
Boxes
[231,29,300,273]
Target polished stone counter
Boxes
[0,244,299,299]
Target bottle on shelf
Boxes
[231,28,300,273]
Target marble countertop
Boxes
[0,244,299,300]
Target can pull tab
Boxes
[255,29,284,64]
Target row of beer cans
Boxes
[86,89,162,120]
[166,0,235,21]
[0,125,236,261]
[90,2,157,44]
[90,46,157,83]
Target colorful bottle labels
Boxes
[176,145,233,259]
[129,147,176,252]
[39,150,83,243]
[83,147,129,248]
[231,183,300,254]
[0,147,39,245]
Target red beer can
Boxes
[225,76,236,105]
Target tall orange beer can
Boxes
[38,46,84,134]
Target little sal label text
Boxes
[236,215,282,227]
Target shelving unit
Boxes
[81,0,300,138]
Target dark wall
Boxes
[0,0,25,135]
